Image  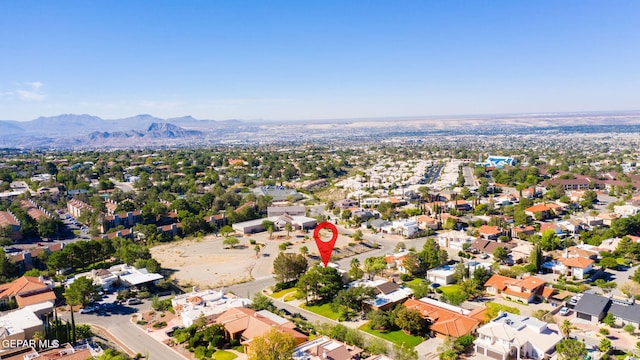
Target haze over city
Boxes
[1,1,639,122]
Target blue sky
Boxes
[1,1,639,121]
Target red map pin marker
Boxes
[313,222,339,267]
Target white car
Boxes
[79,306,96,314]
[559,307,570,316]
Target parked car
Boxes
[79,306,96,314]
[559,307,570,316]
[126,298,143,305]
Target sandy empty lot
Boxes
[150,227,361,289]
[151,235,258,288]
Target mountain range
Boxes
[1,111,640,149]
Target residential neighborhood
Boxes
[2,141,640,360]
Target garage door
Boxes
[487,350,504,360]
[576,312,590,321]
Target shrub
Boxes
[624,324,635,333]
[399,273,412,282]
[136,320,147,325]
[249,239,257,245]
[599,328,609,335]
[153,321,167,328]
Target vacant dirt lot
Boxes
[151,235,257,288]
[151,228,368,289]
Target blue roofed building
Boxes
[478,155,517,168]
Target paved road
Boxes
[462,166,478,187]
[60,302,186,360]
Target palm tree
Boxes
[560,319,574,339]
[284,223,293,238]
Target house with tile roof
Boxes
[66,199,94,219]
[403,297,486,339]
[0,210,21,241]
[0,276,56,308]
[477,225,504,240]
[484,274,551,304]
[216,308,308,352]
[473,312,563,360]
[292,336,363,360]
[524,203,555,220]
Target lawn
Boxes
[213,350,237,360]
[300,302,340,320]
[359,322,423,347]
[439,284,463,296]
[484,302,520,321]
[270,288,297,299]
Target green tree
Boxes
[348,258,364,281]
[529,243,543,273]
[493,246,508,263]
[599,337,612,354]
[555,339,587,360]
[560,319,574,339]
[453,261,468,283]
[599,257,618,270]
[272,252,308,283]
[540,229,560,251]
[395,307,426,335]
[353,229,364,242]
[363,256,387,280]
[64,276,98,307]
[418,238,448,273]
[603,312,615,327]
[223,236,240,249]
[284,222,293,237]
[247,328,295,360]
[250,293,276,312]
[393,343,419,360]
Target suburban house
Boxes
[610,302,640,328]
[416,215,441,231]
[352,279,413,311]
[484,274,549,304]
[573,292,611,323]
[539,223,565,237]
[379,220,419,237]
[384,251,412,274]
[614,204,640,217]
[403,298,486,339]
[559,257,594,278]
[470,239,516,256]
[436,230,475,251]
[216,307,308,352]
[426,264,457,286]
[477,225,504,240]
[524,203,555,220]
[473,312,563,360]
[292,336,363,360]
[571,292,640,327]
[172,290,251,327]
[511,225,536,239]
[0,276,56,308]
[0,305,45,343]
